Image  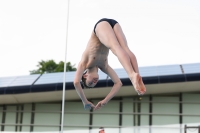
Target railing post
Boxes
[198,125,200,133]
[184,125,186,133]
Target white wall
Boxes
[0,93,200,133]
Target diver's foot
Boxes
[131,73,146,95]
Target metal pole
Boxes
[61,0,70,133]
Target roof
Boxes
[0,63,200,104]
[0,63,200,95]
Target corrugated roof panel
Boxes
[109,66,174,78]
[9,74,40,87]
[35,70,107,85]
[34,72,63,85]
[98,70,108,80]
[64,71,76,82]
[2,63,199,87]
[157,65,182,76]
[63,70,107,82]
[139,66,157,77]
[182,63,200,74]
[0,77,17,87]
[110,69,128,79]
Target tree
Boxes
[55,61,77,72]
[30,60,77,74]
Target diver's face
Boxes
[99,130,105,133]
[85,73,99,88]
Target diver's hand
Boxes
[83,101,95,110]
[94,99,107,111]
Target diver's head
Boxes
[82,70,99,88]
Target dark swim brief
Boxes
[94,18,118,34]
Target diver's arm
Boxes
[73,62,88,103]
[101,65,122,102]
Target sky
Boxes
[0,0,200,77]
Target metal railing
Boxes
[184,125,200,133]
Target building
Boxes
[0,63,200,133]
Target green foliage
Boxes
[30,60,77,74]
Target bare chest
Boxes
[84,32,109,69]
[88,47,109,68]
